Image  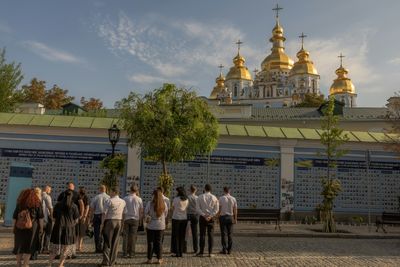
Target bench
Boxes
[376,212,400,233]
[237,209,281,231]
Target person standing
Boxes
[48,190,80,267]
[171,186,189,257]
[41,185,53,254]
[122,184,143,258]
[187,185,199,253]
[57,182,84,259]
[145,189,168,264]
[78,187,90,252]
[89,185,110,253]
[30,187,44,260]
[13,189,44,267]
[218,187,237,254]
[99,187,126,267]
[196,184,219,257]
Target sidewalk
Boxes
[1,221,399,239]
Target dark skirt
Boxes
[78,220,88,238]
[13,221,39,255]
[50,223,76,245]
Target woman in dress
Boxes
[171,186,188,257]
[13,188,44,267]
[145,189,168,264]
[77,187,89,252]
[48,190,80,267]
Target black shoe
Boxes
[55,255,60,259]
[71,254,77,259]
[122,254,129,258]
[227,250,231,254]
[219,250,227,255]
[95,249,102,253]
[195,253,204,257]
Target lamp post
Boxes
[108,124,120,157]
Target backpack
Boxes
[15,209,33,230]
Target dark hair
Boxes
[17,189,41,209]
[190,185,196,193]
[204,184,212,192]
[110,187,119,195]
[79,186,86,196]
[60,190,74,211]
[130,184,139,193]
[176,186,187,201]
[223,186,230,194]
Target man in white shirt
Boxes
[196,184,219,257]
[122,184,143,258]
[90,185,110,253]
[218,186,237,254]
[100,188,126,267]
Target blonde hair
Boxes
[34,187,42,201]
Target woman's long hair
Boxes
[60,190,74,211]
[17,189,41,210]
[176,186,187,201]
[152,189,165,218]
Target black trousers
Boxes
[199,216,214,254]
[171,219,187,256]
[41,218,53,252]
[93,214,103,252]
[187,214,198,252]
[219,215,233,252]
[147,229,164,260]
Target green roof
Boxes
[0,113,397,143]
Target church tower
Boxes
[210,64,232,104]
[289,33,321,106]
[225,40,253,100]
[253,4,294,106]
[329,53,357,107]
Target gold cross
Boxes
[299,32,307,49]
[272,3,283,19]
[338,53,345,67]
[218,64,224,74]
[236,39,243,52]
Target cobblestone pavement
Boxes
[0,233,399,267]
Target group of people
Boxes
[12,182,237,267]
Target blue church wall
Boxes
[141,143,281,209]
[294,148,400,214]
[0,133,128,204]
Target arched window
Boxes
[234,84,238,97]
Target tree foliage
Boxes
[296,93,325,108]
[80,96,103,111]
[100,154,126,193]
[44,84,74,109]
[22,78,46,104]
[0,48,24,112]
[116,83,219,196]
[319,96,349,233]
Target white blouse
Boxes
[172,197,189,220]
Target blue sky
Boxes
[1,0,399,107]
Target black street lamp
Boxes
[108,124,120,157]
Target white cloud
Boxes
[128,73,165,84]
[389,57,400,65]
[23,41,85,65]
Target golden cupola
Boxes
[290,34,318,76]
[225,40,252,81]
[329,55,356,95]
[261,19,294,72]
[210,72,226,99]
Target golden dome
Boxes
[261,21,294,71]
[289,48,318,76]
[226,53,252,81]
[210,73,226,99]
[329,66,356,95]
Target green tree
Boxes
[319,96,349,233]
[296,93,325,107]
[0,48,24,112]
[44,84,74,109]
[117,83,219,196]
[22,78,46,104]
[100,154,126,193]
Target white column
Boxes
[280,140,297,213]
[127,146,141,177]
